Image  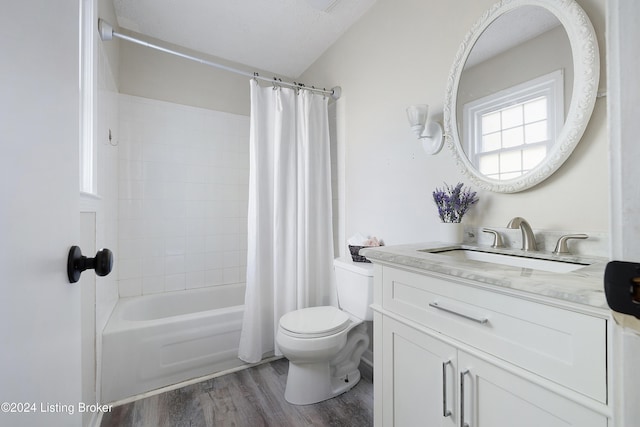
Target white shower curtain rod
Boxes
[98,19,341,100]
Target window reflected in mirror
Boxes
[463,70,563,180]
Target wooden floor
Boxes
[100,358,373,427]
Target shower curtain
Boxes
[238,80,336,363]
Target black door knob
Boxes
[605,260,640,319]
[67,246,114,283]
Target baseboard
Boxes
[359,352,374,382]
[362,349,373,367]
[105,355,282,408]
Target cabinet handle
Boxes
[429,301,489,324]
[442,360,452,418]
[460,369,470,427]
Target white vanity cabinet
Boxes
[372,264,610,427]
[381,315,457,427]
[457,352,606,427]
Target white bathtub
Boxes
[102,283,246,403]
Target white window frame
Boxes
[463,70,564,180]
[80,0,97,196]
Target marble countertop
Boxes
[360,242,610,313]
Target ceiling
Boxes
[465,6,561,69]
[112,0,377,78]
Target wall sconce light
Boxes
[406,104,444,155]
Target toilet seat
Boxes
[279,306,350,338]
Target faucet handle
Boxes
[553,234,588,255]
[482,228,505,248]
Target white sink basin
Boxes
[429,249,589,273]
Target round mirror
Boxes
[444,0,599,193]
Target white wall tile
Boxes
[119,219,144,239]
[165,273,186,291]
[142,276,165,295]
[119,180,143,200]
[119,159,143,182]
[205,269,224,286]
[143,256,165,276]
[143,237,165,257]
[223,267,240,284]
[186,217,206,236]
[119,199,143,219]
[185,253,206,272]
[119,238,144,260]
[205,253,224,270]
[186,235,206,254]
[205,235,225,252]
[165,236,186,256]
[143,217,165,237]
[118,95,249,295]
[165,255,185,275]
[185,271,206,290]
[163,200,186,219]
[117,258,142,280]
[119,278,142,297]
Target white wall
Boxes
[117,95,249,296]
[119,38,258,116]
[300,0,608,247]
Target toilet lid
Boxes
[279,306,350,338]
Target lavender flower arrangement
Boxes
[432,182,479,223]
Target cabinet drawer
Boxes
[382,267,607,403]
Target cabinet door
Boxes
[458,352,607,427]
[382,316,457,427]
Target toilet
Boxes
[276,257,374,405]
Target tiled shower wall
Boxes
[117,95,249,296]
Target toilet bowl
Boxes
[276,257,374,405]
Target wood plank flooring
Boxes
[100,358,373,427]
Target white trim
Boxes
[607,1,640,426]
[608,1,640,261]
[80,1,101,422]
[80,0,97,195]
[80,191,102,213]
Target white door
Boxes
[382,316,457,427]
[458,352,606,427]
[0,2,83,427]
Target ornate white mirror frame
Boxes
[444,0,599,193]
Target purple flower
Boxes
[432,182,479,223]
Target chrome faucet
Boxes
[506,217,538,251]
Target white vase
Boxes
[439,222,464,244]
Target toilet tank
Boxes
[334,257,374,321]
